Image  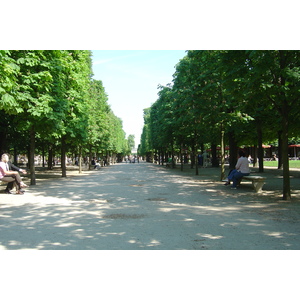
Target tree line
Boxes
[138,50,300,200]
[0,50,133,184]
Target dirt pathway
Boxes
[0,162,299,250]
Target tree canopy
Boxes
[139,50,300,200]
[0,50,132,181]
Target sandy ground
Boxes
[0,162,299,250]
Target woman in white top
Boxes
[225,150,250,189]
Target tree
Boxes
[86,79,110,168]
[246,50,300,200]
[141,50,300,200]
[0,50,129,182]
[7,51,56,184]
[127,134,135,152]
[139,108,153,161]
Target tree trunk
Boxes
[29,125,36,185]
[228,131,238,169]
[79,146,82,174]
[278,51,291,200]
[48,145,53,170]
[220,127,225,180]
[61,136,67,177]
[191,146,195,169]
[181,144,184,171]
[211,144,219,167]
[257,123,264,173]
[193,143,199,175]
[253,145,257,168]
[88,145,92,170]
[42,143,45,167]
[277,130,283,169]
[171,143,176,168]
[281,105,291,200]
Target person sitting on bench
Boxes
[224,150,250,189]
[0,153,27,194]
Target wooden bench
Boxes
[240,176,266,193]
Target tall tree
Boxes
[127,134,135,151]
[246,50,300,200]
[8,50,55,184]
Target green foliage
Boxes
[0,50,129,158]
[139,108,152,156]
[127,134,135,151]
[141,50,300,154]
[140,50,300,199]
[106,111,127,154]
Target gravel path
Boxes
[0,162,299,250]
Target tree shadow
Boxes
[0,163,299,250]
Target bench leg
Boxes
[252,181,264,193]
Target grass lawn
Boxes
[263,160,300,169]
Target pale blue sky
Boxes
[91,50,187,148]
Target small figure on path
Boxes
[91,157,99,169]
[202,151,209,167]
[198,153,203,166]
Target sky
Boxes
[91,50,187,148]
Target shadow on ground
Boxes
[0,163,299,250]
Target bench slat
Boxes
[243,176,265,181]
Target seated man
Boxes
[224,150,250,189]
[0,153,27,195]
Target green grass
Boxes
[263,160,300,169]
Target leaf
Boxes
[1,93,15,105]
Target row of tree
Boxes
[138,50,300,200]
[0,50,133,184]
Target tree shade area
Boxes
[138,50,300,200]
[0,50,132,183]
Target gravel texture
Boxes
[0,162,299,250]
